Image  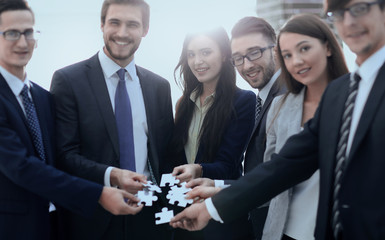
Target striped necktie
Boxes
[332,73,361,239]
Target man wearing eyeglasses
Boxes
[170,0,385,239]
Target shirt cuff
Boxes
[205,198,224,223]
[214,180,225,187]
[214,180,230,189]
[104,166,114,187]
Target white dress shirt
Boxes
[98,50,150,186]
[347,45,385,156]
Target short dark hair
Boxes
[0,0,34,25]
[101,0,150,30]
[277,13,348,94]
[231,16,276,45]
[326,0,385,11]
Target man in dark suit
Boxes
[187,17,285,239]
[170,0,385,239]
[50,0,174,239]
[0,1,144,240]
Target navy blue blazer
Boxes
[0,75,102,240]
[194,88,256,180]
[213,62,385,240]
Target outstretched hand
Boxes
[169,202,212,231]
[110,168,147,194]
[99,187,143,215]
[186,186,222,202]
[186,178,215,188]
[172,164,202,183]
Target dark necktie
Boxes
[20,85,46,162]
[254,95,263,129]
[115,69,136,171]
[332,73,361,239]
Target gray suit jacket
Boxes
[262,88,319,240]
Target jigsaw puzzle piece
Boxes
[142,180,162,193]
[166,183,193,207]
[160,173,180,187]
[155,207,174,225]
[137,189,158,206]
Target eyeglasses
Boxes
[0,29,40,41]
[326,1,381,22]
[231,45,274,66]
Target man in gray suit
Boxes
[187,17,285,239]
[50,0,174,239]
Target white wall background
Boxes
[26,0,355,108]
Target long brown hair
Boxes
[171,27,236,163]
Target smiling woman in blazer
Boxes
[262,14,348,240]
[169,27,255,240]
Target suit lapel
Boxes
[254,79,282,134]
[348,63,385,162]
[0,75,26,123]
[136,67,159,181]
[86,55,119,156]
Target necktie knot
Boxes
[20,84,29,99]
[353,73,361,83]
[117,68,126,81]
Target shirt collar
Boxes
[0,66,31,96]
[98,48,138,81]
[258,68,281,104]
[353,44,385,83]
[190,87,215,109]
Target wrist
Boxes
[110,168,120,187]
[196,164,203,178]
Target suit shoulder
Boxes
[136,66,170,85]
[234,88,256,101]
[53,55,98,78]
[234,88,256,109]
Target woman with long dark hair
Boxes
[170,27,255,239]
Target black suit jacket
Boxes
[213,62,385,240]
[50,54,174,239]
[0,75,102,240]
[224,78,285,239]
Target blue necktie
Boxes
[115,69,136,171]
[20,85,46,162]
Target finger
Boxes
[128,203,143,215]
[172,166,184,176]
[132,173,147,183]
[186,178,201,188]
[122,190,140,203]
[186,186,203,199]
[170,210,186,223]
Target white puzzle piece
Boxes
[142,180,162,193]
[160,173,180,187]
[155,207,174,225]
[166,183,193,207]
[137,189,158,206]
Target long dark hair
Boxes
[277,13,349,94]
[171,27,236,163]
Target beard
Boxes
[105,37,140,62]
